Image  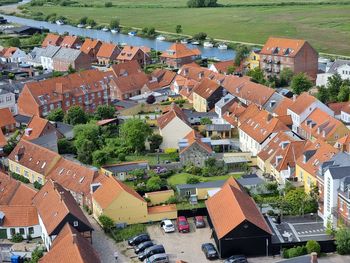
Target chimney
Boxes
[310,252,318,263]
[72,233,77,244]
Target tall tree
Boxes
[120,118,152,153]
[110,18,120,29]
[64,106,88,125]
[148,134,163,152]
[327,73,343,102]
[291,73,313,95]
[316,86,328,103]
[337,83,350,102]
[247,68,266,84]
[234,45,250,66]
[47,108,64,122]
[95,105,116,120]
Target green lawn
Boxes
[167,172,243,186]
[21,2,350,55]
[107,153,178,166]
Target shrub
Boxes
[306,240,321,254]
[112,224,146,242]
[58,138,77,154]
[98,215,114,233]
[186,176,200,184]
[30,247,44,262]
[11,233,23,243]
[118,153,126,161]
[335,227,350,255]
[287,246,307,258]
[166,195,179,204]
[33,181,43,190]
[164,148,177,154]
[10,172,30,184]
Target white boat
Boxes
[156,35,166,41]
[77,24,84,28]
[111,28,119,34]
[120,42,127,46]
[128,31,137,36]
[102,27,109,32]
[55,20,64,25]
[218,43,228,50]
[203,42,214,48]
[180,39,188,44]
[191,41,200,45]
[86,25,92,29]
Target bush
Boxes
[335,227,350,255]
[186,176,200,184]
[11,233,23,243]
[193,32,207,41]
[287,245,307,258]
[111,224,146,242]
[164,148,177,154]
[105,1,112,7]
[10,172,30,184]
[98,214,114,233]
[58,138,77,154]
[33,181,43,190]
[30,247,44,263]
[306,240,321,254]
[118,153,126,161]
[166,195,179,204]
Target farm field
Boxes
[17,0,350,55]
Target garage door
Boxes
[0,229,7,239]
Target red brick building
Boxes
[52,48,91,72]
[259,37,318,81]
[160,42,201,69]
[117,45,151,66]
[17,69,113,117]
[80,38,102,61]
[96,42,121,65]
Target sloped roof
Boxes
[157,103,190,129]
[53,47,83,62]
[111,60,141,77]
[96,42,120,59]
[180,130,212,154]
[150,69,176,89]
[60,35,79,48]
[39,223,101,263]
[42,34,63,48]
[211,60,234,74]
[92,175,146,209]
[288,92,317,115]
[0,129,6,147]
[161,42,201,59]
[260,37,307,57]
[80,38,102,54]
[0,205,38,227]
[110,71,149,94]
[273,97,294,116]
[178,64,225,83]
[335,134,350,153]
[2,47,17,58]
[23,116,51,141]
[193,78,221,99]
[0,107,15,128]
[117,45,150,61]
[206,178,271,239]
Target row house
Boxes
[59,35,82,49]
[0,88,17,114]
[96,42,121,65]
[328,102,350,125]
[0,130,6,154]
[160,42,201,69]
[40,45,61,70]
[117,45,151,66]
[238,109,289,156]
[0,47,17,63]
[42,33,63,48]
[259,37,318,81]
[80,38,102,61]
[192,78,225,112]
[17,69,111,117]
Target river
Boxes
[1,8,235,61]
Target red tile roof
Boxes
[211,60,234,74]
[39,223,101,263]
[2,47,17,58]
[0,108,15,128]
[327,102,349,116]
[111,60,141,77]
[335,134,350,153]
[288,92,317,115]
[178,64,225,82]
[96,42,120,59]
[157,103,190,129]
[60,35,80,48]
[93,175,146,209]
[0,129,6,147]
[206,178,271,239]
[109,71,149,94]
[148,204,176,214]
[23,116,51,141]
[80,38,102,54]
[260,37,307,58]
[117,45,150,61]
[193,78,221,99]
[42,34,63,48]
[180,130,212,154]
[161,43,201,59]
[0,205,38,227]
[273,97,293,116]
[150,69,176,89]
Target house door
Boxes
[0,229,7,239]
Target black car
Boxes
[201,243,218,260]
[128,233,150,246]
[224,255,248,263]
[138,244,165,261]
[134,241,154,254]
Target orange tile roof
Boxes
[288,92,317,115]
[0,108,15,128]
[8,139,61,176]
[23,116,51,141]
[0,205,38,227]
[117,45,150,61]
[33,180,92,235]
[178,64,225,83]
[109,70,149,94]
[327,102,349,115]
[42,34,62,48]
[300,108,348,141]
[111,60,141,77]
[0,129,6,147]
[80,38,102,55]
[60,35,80,48]
[147,204,177,214]
[206,178,271,239]
[96,42,120,59]
[335,134,350,153]
[93,175,146,209]
[157,103,190,129]
[161,42,201,59]
[276,115,293,126]
[239,109,289,143]
[273,97,293,116]
[212,60,234,74]
[2,47,17,58]
[237,103,260,124]
[180,130,212,154]
[39,223,100,263]
[193,78,221,99]
[150,69,176,89]
[296,140,338,177]
[260,37,306,58]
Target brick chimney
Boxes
[310,252,318,263]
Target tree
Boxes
[200,117,212,125]
[64,106,88,125]
[147,27,156,36]
[76,140,95,164]
[105,1,112,7]
[279,68,294,86]
[78,16,88,25]
[29,247,44,263]
[327,73,343,102]
[227,65,236,75]
[129,169,145,181]
[146,176,163,191]
[6,37,20,47]
[120,118,152,153]
[175,25,182,34]
[234,45,250,66]
[306,240,321,254]
[284,188,317,215]
[74,123,101,164]
[98,214,114,233]
[92,149,108,167]
[47,108,64,122]
[186,176,200,184]
[86,18,96,27]
[68,64,76,74]
[110,18,120,29]
[337,83,350,102]
[193,32,207,41]
[291,73,313,95]
[187,0,217,7]
[335,228,350,255]
[146,94,156,104]
[247,68,266,84]
[58,138,76,154]
[316,86,328,103]
[95,105,116,120]
[148,134,163,152]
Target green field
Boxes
[167,172,243,186]
[19,0,350,55]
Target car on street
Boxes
[176,216,190,233]
[160,219,175,233]
[223,255,248,263]
[201,243,218,260]
[135,241,154,254]
[128,233,151,246]
[138,244,165,261]
[143,253,169,263]
[194,216,206,228]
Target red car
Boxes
[176,216,190,233]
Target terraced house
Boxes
[17,69,112,117]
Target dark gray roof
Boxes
[41,45,61,58]
[205,124,231,131]
[30,132,58,152]
[327,59,350,74]
[53,48,82,62]
[15,114,31,125]
[263,92,285,113]
[176,180,225,190]
[103,162,149,173]
[328,166,350,180]
[237,174,264,187]
[319,152,350,178]
[54,121,74,139]
[0,88,13,95]
[183,109,218,119]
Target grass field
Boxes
[21,1,350,55]
[167,172,243,186]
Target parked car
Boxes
[224,255,248,263]
[160,219,175,233]
[128,234,150,246]
[176,216,190,233]
[143,253,169,263]
[201,243,218,260]
[135,241,154,254]
[138,245,165,261]
[194,216,206,228]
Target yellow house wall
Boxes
[296,164,315,194]
[147,210,177,222]
[193,93,208,112]
[247,51,260,69]
[257,156,272,174]
[144,190,174,205]
[92,198,103,221]
[9,160,46,184]
[196,187,220,200]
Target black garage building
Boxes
[206,178,272,258]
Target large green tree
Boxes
[327,73,343,102]
[148,134,163,152]
[234,45,250,67]
[120,118,152,153]
[47,108,64,122]
[95,105,116,120]
[146,176,163,191]
[110,18,120,29]
[335,227,350,255]
[64,106,88,125]
[247,68,266,84]
[337,83,350,102]
[291,73,313,95]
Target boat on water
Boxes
[156,35,166,41]
[120,42,127,46]
[218,43,228,50]
[102,27,109,32]
[55,20,64,25]
[191,41,200,45]
[86,25,92,29]
[203,42,214,48]
[180,39,188,44]
[77,24,84,28]
[128,31,137,36]
[111,28,119,34]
